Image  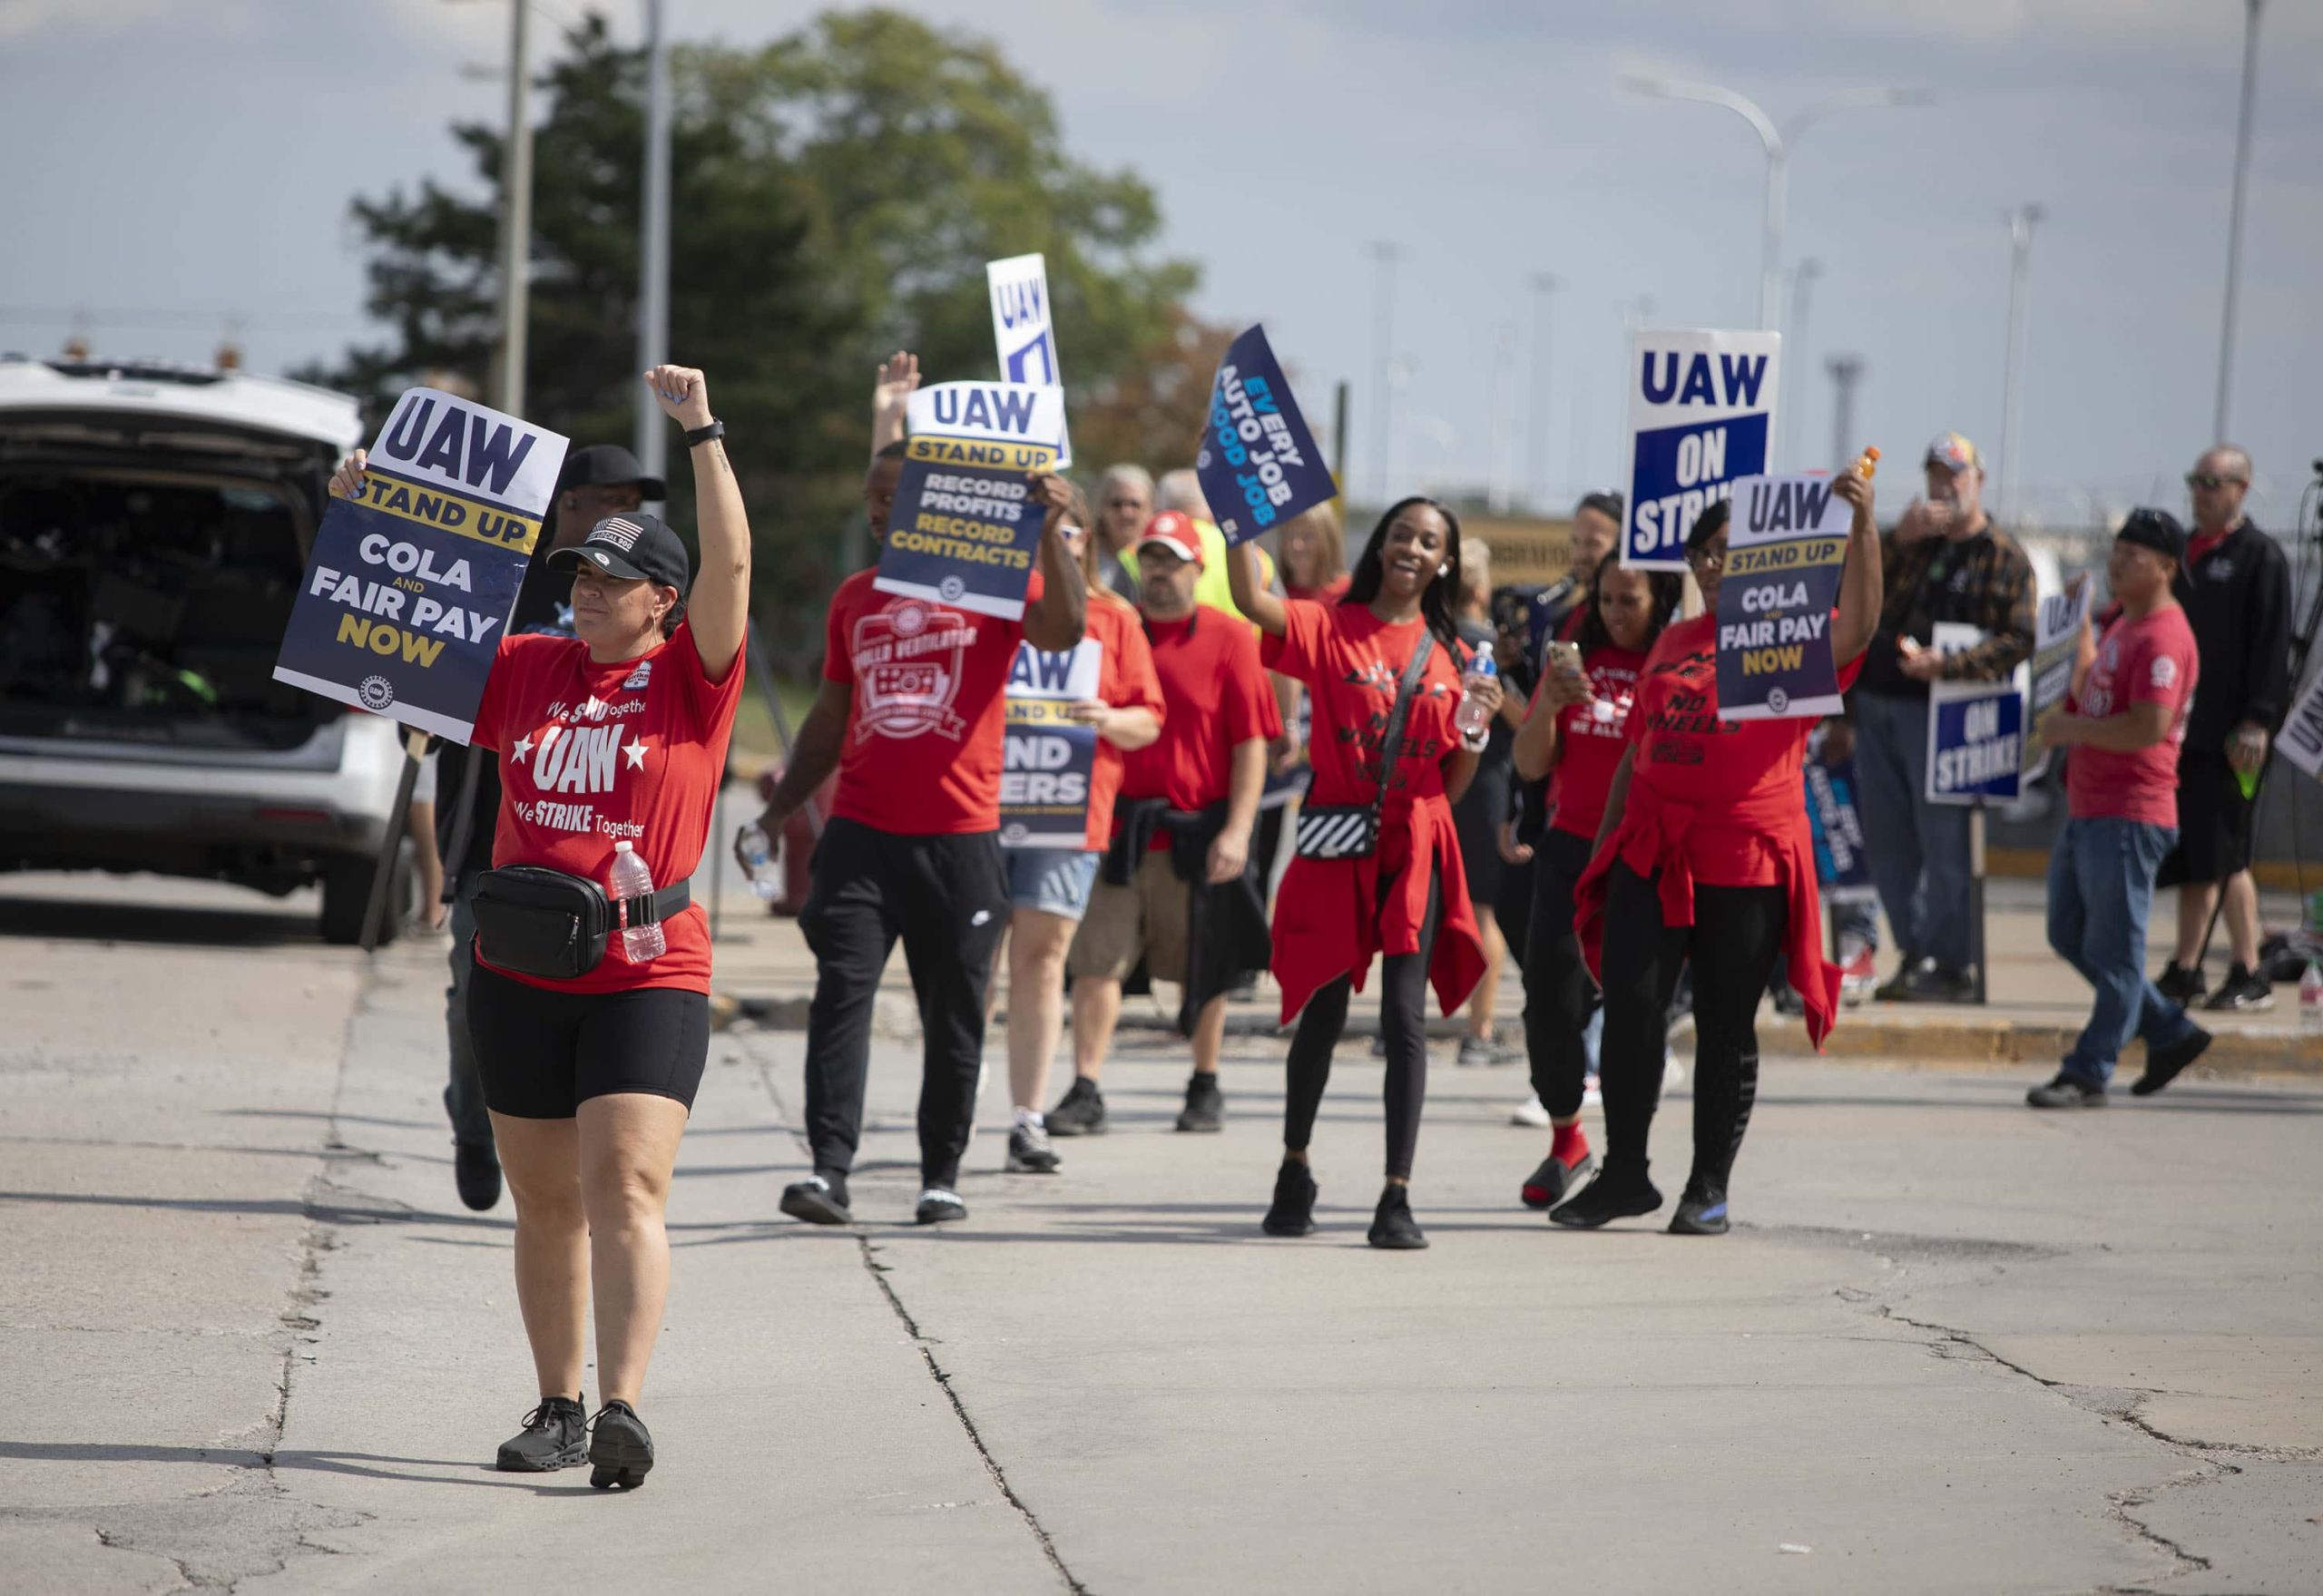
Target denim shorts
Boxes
[1004,847,1101,921]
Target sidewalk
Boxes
[693,787,2317,1077]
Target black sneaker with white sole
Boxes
[496,1395,588,1472]
[2132,1026,2213,1097]
[1005,1121,1061,1173]
[1046,1076,1106,1137]
[2201,966,2273,1013]
[587,1399,652,1491]
[779,1172,852,1225]
[916,1188,967,1225]
[2025,1072,2106,1109]
[1261,1160,1317,1237]
[1175,1072,1224,1132]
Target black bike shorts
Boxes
[466,962,710,1120]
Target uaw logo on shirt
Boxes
[852,598,972,741]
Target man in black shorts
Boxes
[2154,446,2291,1012]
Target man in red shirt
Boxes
[2028,508,2212,1107]
[745,356,1087,1226]
[1047,513,1280,1136]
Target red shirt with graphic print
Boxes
[1540,642,1648,840]
[2065,604,2199,827]
[1121,604,1281,843]
[1261,600,1465,815]
[824,569,1043,836]
[469,618,747,994]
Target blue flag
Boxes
[1196,326,1336,547]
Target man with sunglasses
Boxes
[2153,446,2291,1012]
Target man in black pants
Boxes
[743,393,1085,1227]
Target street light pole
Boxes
[494,0,534,416]
[1784,258,1822,468]
[1526,272,1559,511]
[1623,79,1930,330]
[1367,241,1400,507]
[1999,204,2044,524]
[634,0,672,496]
[1826,354,1864,469]
[2215,0,2263,440]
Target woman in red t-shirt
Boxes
[1508,553,1682,1209]
[1227,499,1501,1250]
[1262,504,1354,894]
[332,366,749,1487]
[1554,475,1882,1236]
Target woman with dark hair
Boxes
[1226,497,1499,1249]
[1509,552,1683,1209]
[1554,473,1881,1235]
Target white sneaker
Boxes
[1509,1093,1551,1128]
[1582,1074,1603,1107]
[1663,1048,1686,1088]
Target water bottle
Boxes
[1456,651,1498,740]
[2301,962,2323,1038]
[738,822,780,902]
[610,840,666,962]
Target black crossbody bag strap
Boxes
[1366,633,1438,837]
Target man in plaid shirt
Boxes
[1850,433,2035,1003]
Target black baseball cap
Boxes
[546,512,692,594]
[2115,506,2187,563]
[556,443,666,501]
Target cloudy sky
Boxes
[5,0,2318,532]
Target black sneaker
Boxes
[1901,962,1978,1004]
[779,1172,852,1225]
[1005,1121,1061,1173]
[2026,1072,2106,1109]
[1175,1072,1224,1133]
[1549,1168,1663,1229]
[454,1141,503,1212]
[1668,1187,1730,1236]
[2202,966,2273,1013]
[1874,955,1930,1004]
[1367,1184,1429,1250]
[586,1399,653,1491]
[496,1395,587,1472]
[2132,1026,2213,1097]
[916,1187,967,1225]
[1261,1160,1317,1236]
[2155,960,2209,1004]
[1769,985,1807,1018]
[1046,1076,1106,1137]
[1519,1150,1596,1210]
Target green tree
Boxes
[304,8,1199,671]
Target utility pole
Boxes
[492,0,534,416]
[1784,259,1821,468]
[1999,204,2044,524]
[633,0,672,496]
[1367,242,1400,507]
[1526,273,1559,510]
[1826,354,1864,467]
[2215,0,2263,439]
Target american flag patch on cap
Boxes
[593,516,644,552]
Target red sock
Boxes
[1553,1121,1591,1168]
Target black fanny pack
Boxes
[1295,634,1437,862]
[471,865,691,980]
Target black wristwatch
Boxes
[683,418,726,449]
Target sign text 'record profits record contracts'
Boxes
[273,387,568,743]
[877,381,1066,622]
[1716,472,1848,722]
[986,252,1071,469]
[1623,328,1779,571]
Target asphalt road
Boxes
[4,874,2318,1595]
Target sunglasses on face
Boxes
[2186,474,2245,490]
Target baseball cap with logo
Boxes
[2114,506,2187,563]
[1924,432,1983,475]
[1135,511,1205,568]
[546,511,693,594]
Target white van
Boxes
[0,354,415,942]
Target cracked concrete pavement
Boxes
[4,873,2319,1593]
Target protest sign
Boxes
[986,252,1072,468]
[2278,664,2323,780]
[877,381,1067,621]
[273,387,565,743]
[1805,752,1877,904]
[2021,574,2092,783]
[1925,622,2030,805]
[1622,328,1779,570]
[1194,325,1337,547]
[999,638,1103,847]
[1715,473,1848,721]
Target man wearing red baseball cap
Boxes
[1048,513,1281,1136]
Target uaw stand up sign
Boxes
[1715,473,1848,722]
[274,388,567,741]
[1623,328,1780,571]
[877,381,1068,621]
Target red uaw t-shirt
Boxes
[1006,598,1165,853]
[1623,613,1864,886]
[1261,599,1464,818]
[824,569,1044,835]
[469,619,747,994]
[1540,642,1647,840]
[1121,604,1281,844]
[2066,605,2198,827]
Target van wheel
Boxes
[319,849,411,946]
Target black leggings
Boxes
[1282,875,1443,1180]
[1520,828,1598,1121]
[1599,860,1785,1198]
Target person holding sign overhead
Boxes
[1227,500,1495,1250]
[332,365,748,1489]
[1554,463,1882,1236]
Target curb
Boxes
[1764,1013,2317,1074]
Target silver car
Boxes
[0,353,416,943]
